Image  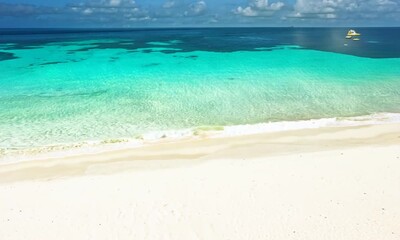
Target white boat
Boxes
[347,29,361,36]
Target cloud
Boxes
[156,0,209,19]
[162,0,176,9]
[185,1,207,16]
[109,0,122,7]
[68,0,139,13]
[234,0,285,17]
[289,0,399,20]
[252,0,285,11]
[0,0,399,27]
[83,8,93,15]
[0,3,58,17]
[66,0,154,23]
[235,6,258,17]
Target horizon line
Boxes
[1,26,399,30]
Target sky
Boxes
[0,0,399,28]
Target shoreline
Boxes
[2,112,400,164]
[1,121,399,183]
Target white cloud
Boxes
[235,6,258,16]
[209,14,219,23]
[235,0,285,17]
[109,0,122,7]
[3,0,399,27]
[65,0,153,23]
[289,0,399,19]
[163,0,176,9]
[293,0,339,14]
[0,3,58,16]
[325,13,337,18]
[90,0,137,7]
[253,0,285,11]
[185,1,207,16]
[83,8,93,14]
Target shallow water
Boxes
[0,28,400,155]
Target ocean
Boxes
[1,28,400,158]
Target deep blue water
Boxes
[1,27,400,59]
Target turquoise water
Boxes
[1,30,400,156]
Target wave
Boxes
[1,112,400,163]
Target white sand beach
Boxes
[1,123,399,240]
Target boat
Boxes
[345,29,361,40]
[347,29,361,36]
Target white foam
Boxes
[220,112,400,138]
[1,112,400,164]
